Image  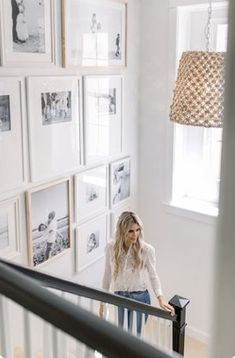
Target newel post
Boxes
[169,295,190,356]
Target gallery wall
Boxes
[0,0,141,289]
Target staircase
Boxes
[0,258,189,358]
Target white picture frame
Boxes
[62,0,126,68]
[0,0,56,66]
[26,177,72,267]
[75,165,108,223]
[110,157,131,208]
[27,76,82,182]
[110,202,131,238]
[76,214,107,272]
[84,75,123,165]
[0,77,27,193]
[0,196,21,259]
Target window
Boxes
[171,3,228,215]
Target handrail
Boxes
[0,258,176,321]
[0,262,177,358]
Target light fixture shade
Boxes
[169,51,225,127]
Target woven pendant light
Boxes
[169,51,225,127]
[169,1,225,127]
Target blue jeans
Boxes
[115,290,151,335]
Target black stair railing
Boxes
[0,258,189,356]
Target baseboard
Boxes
[186,325,210,345]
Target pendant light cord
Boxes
[205,0,212,51]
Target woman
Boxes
[100,211,174,335]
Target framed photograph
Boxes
[84,75,123,164]
[27,76,82,182]
[76,214,107,272]
[62,0,126,68]
[26,178,72,267]
[0,77,27,193]
[75,165,108,223]
[110,202,131,238]
[0,0,56,66]
[0,196,21,259]
[110,157,131,208]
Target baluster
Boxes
[52,327,59,358]
[114,304,118,327]
[144,314,153,344]
[59,292,67,357]
[43,322,53,358]
[132,310,137,336]
[123,308,128,331]
[154,317,161,346]
[161,318,166,348]
[23,310,32,358]
[0,295,13,358]
[140,312,145,338]
[104,303,109,321]
[168,321,173,352]
[150,315,156,345]
[163,319,168,348]
[84,298,95,357]
[75,296,86,358]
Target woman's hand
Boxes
[157,296,175,316]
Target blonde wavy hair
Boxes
[113,211,144,280]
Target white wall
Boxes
[211,1,235,356]
[138,0,218,342]
[0,0,140,288]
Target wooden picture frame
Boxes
[110,157,131,208]
[83,75,123,164]
[76,214,107,272]
[74,165,108,223]
[62,0,127,68]
[26,177,72,267]
[0,0,56,66]
[27,76,82,182]
[0,77,27,193]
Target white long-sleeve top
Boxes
[102,240,163,297]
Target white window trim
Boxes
[165,0,228,222]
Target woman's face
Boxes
[125,223,141,246]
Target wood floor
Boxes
[185,336,209,358]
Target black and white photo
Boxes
[76,214,107,272]
[11,0,46,53]
[0,95,11,132]
[89,87,116,115]
[26,178,72,266]
[87,231,99,253]
[27,76,82,182]
[75,165,108,223]
[41,91,72,125]
[110,158,131,208]
[86,185,98,203]
[1,0,55,66]
[62,0,126,67]
[84,75,123,164]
